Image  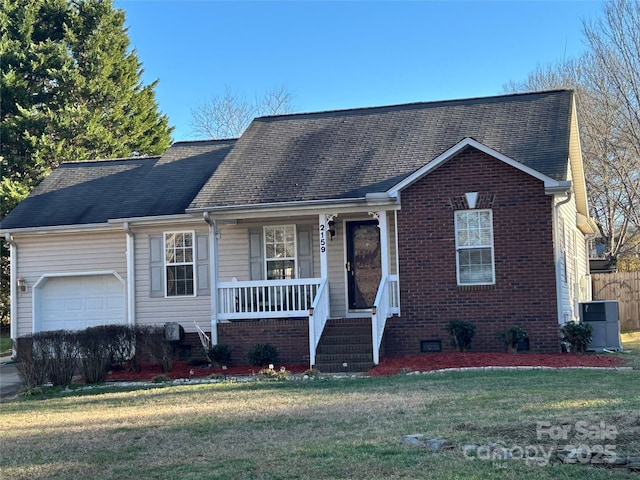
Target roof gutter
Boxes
[553,188,572,326]
[3,233,17,353]
[187,195,399,219]
[123,223,136,326]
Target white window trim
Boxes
[263,225,297,280]
[454,209,496,286]
[164,230,196,297]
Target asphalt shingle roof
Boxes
[190,90,574,209]
[0,140,235,229]
[1,90,575,230]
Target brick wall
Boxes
[387,146,560,354]
[217,319,309,366]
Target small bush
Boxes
[76,326,113,384]
[41,330,78,387]
[496,326,528,353]
[247,343,279,367]
[14,335,50,389]
[446,320,476,352]
[207,343,231,367]
[561,321,593,353]
[150,374,171,383]
[136,325,174,372]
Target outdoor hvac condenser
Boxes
[579,301,622,351]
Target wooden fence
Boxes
[591,272,640,333]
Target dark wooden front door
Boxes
[346,221,381,309]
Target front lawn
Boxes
[1,368,639,479]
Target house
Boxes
[0,90,597,370]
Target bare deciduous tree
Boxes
[505,0,640,264]
[190,85,294,139]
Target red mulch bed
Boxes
[366,352,625,376]
[105,352,625,382]
[105,362,309,382]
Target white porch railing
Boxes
[371,274,399,364]
[217,278,322,321]
[308,279,330,367]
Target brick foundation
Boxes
[217,319,310,366]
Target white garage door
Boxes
[35,274,126,332]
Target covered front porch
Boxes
[207,210,401,367]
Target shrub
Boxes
[14,335,51,389]
[496,326,528,353]
[102,324,137,368]
[446,320,476,352]
[247,343,279,367]
[207,344,231,367]
[41,330,78,387]
[136,325,174,372]
[561,321,593,353]
[76,326,113,384]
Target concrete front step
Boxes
[314,318,374,372]
[315,362,375,373]
[318,334,372,345]
[316,343,373,355]
[315,352,373,363]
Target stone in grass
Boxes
[557,448,592,464]
[627,456,640,471]
[402,435,448,452]
[462,444,479,455]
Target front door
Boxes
[346,220,381,310]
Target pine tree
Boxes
[0,0,173,326]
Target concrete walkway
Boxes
[0,356,22,400]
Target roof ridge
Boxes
[171,138,238,145]
[59,156,160,167]
[254,89,574,122]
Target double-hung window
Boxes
[165,232,195,296]
[264,225,296,280]
[455,210,495,285]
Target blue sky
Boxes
[114,0,604,141]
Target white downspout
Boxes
[4,233,17,356]
[553,190,572,326]
[123,223,136,326]
[204,212,219,345]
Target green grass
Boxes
[1,369,639,479]
[0,329,11,356]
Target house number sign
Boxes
[319,224,327,253]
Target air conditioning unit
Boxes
[579,301,622,351]
[164,322,185,343]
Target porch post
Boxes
[374,211,390,279]
[204,213,219,344]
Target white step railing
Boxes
[308,279,330,367]
[371,274,399,364]
[217,278,322,320]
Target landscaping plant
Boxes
[496,326,528,353]
[561,321,593,353]
[247,343,279,366]
[446,320,476,352]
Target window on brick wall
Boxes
[454,209,495,285]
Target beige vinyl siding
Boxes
[134,223,211,333]
[218,224,250,281]
[12,230,127,337]
[556,194,590,323]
